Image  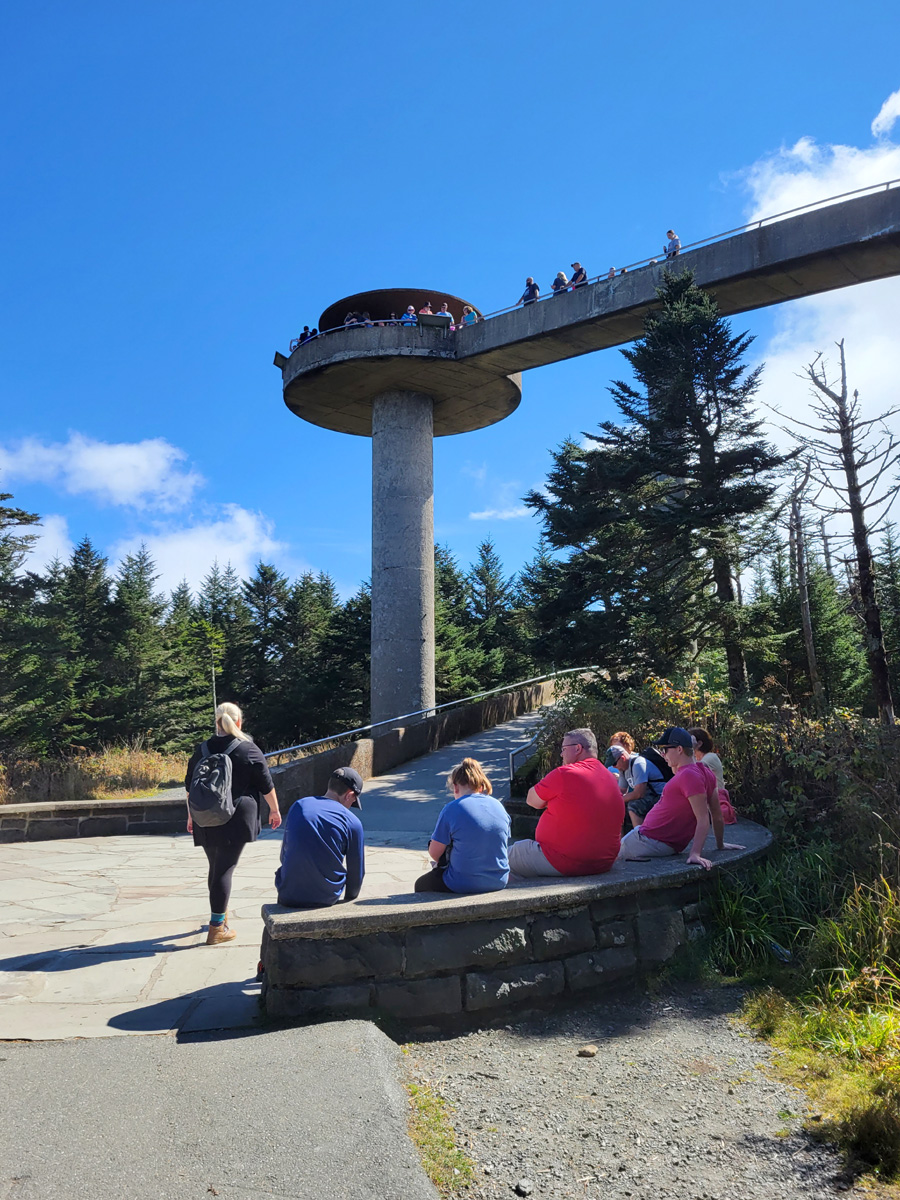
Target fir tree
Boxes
[527,271,789,693]
[106,547,169,743]
[434,545,483,701]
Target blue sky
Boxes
[2,1,899,597]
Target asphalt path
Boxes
[0,1021,438,1200]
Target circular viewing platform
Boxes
[275,287,521,437]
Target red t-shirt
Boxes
[640,761,718,852]
[533,758,624,874]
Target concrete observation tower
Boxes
[274,288,522,727]
[274,184,900,727]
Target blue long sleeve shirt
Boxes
[275,795,365,908]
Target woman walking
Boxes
[185,702,281,944]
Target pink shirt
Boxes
[640,761,718,852]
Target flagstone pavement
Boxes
[0,710,544,1040]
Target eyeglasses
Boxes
[561,742,581,750]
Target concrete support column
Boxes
[370,390,436,727]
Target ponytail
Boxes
[215,701,251,742]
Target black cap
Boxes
[651,726,693,752]
[331,766,364,808]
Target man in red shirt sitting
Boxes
[508,728,625,877]
[618,727,744,869]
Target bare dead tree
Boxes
[790,462,826,716]
[782,340,899,725]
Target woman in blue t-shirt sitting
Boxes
[414,758,510,894]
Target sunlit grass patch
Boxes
[406,1080,474,1196]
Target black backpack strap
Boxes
[222,738,242,756]
[199,741,210,760]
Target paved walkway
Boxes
[0,711,543,1040]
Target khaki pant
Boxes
[508,839,563,878]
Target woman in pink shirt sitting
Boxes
[617,727,744,870]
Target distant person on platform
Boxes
[516,277,540,306]
[570,262,588,288]
[275,767,365,907]
[401,305,417,326]
[508,728,624,877]
[551,270,569,297]
[436,301,454,324]
[618,727,743,870]
[665,230,681,259]
[414,758,509,894]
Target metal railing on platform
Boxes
[283,177,900,350]
[264,665,598,764]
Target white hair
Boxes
[215,701,251,741]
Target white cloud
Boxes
[469,505,530,521]
[742,134,900,225]
[110,504,289,592]
[740,92,900,534]
[873,87,900,140]
[24,514,74,573]
[0,433,203,510]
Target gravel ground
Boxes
[409,984,866,1200]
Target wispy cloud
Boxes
[25,514,74,572]
[739,91,900,532]
[0,433,204,510]
[872,87,900,140]
[110,504,290,592]
[469,505,530,521]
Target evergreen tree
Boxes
[106,547,169,743]
[317,583,371,732]
[197,561,252,706]
[158,581,218,751]
[877,524,900,702]
[434,545,483,701]
[527,271,789,693]
[241,563,291,747]
[274,572,340,747]
[465,538,514,688]
[0,488,42,753]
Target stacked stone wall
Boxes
[262,881,708,1024]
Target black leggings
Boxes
[202,840,247,913]
[414,865,452,893]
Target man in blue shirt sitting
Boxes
[275,767,365,907]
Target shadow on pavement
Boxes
[0,928,204,973]
[107,976,265,1037]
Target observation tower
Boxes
[274,288,522,726]
[275,183,900,728]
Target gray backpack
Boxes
[188,738,241,827]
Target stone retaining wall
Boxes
[260,825,772,1025]
[262,881,706,1023]
[0,681,555,842]
[0,796,187,843]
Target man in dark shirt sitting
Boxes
[275,767,365,907]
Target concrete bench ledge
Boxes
[260,820,771,1025]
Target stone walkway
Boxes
[0,711,543,1040]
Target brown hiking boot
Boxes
[206,923,237,945]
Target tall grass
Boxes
[0,742,187,805]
